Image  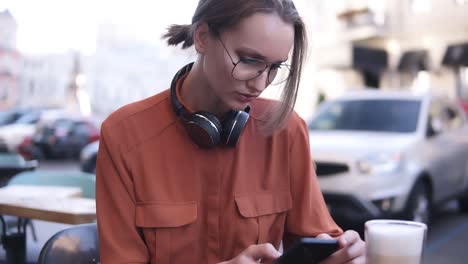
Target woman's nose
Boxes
[246,70,269,93]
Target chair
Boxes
[37,223,100,264]
[0,154,37,242]
[8,170,96,199]
[0,153,37,187]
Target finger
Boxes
[245,243,281,261]
[344,255,366,264]
[344,238,366,260]
[320,247,349,264]
[316,233,334,240]
[338,230,360,248]
[322,236,366,264]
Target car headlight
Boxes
[356,152,403,175]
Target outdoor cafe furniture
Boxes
[0,176,96,264]
[37,223,99,264]
[0,153,37,187]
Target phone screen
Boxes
[275,237,339,264]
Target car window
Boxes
[0,111,18,125]
[72,122,91,136]
[14,111,41,124]
[309,99,421,133]
[52,119,75,136]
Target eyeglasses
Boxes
[218,38,291,85]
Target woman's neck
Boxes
[179,60,229,117]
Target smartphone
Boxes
[274,237,339,264]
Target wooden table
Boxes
[0,185,83,200]
[0,185,96,224]
[0,185,97,264]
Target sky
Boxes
[0,0,319,55]
[0,0,198,54]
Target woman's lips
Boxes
[236,93,257,103]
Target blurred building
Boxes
[66,52,91,116]
[5,1,467,121]
[13,22,193,119]
[303,0,468,100]
[2,9,92,114]
[18,51,75,108]
[86,23,193,117]
[0,9,20,110]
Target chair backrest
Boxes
[0,153,37,187]
[8,170,96,199]
[0,153,24,165]
[37,223,99,264]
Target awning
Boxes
[352,45,389,74]
[398,50,430,72]
[442,42,468,67]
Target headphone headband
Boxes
[170,62,194,117]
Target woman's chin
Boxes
[230,102,250,111]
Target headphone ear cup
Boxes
[184,111,222,148]
[222,110,250,147]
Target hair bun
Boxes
[162,24,194,49]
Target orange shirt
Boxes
[96,82,342,263]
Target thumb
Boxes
[245,243,282,261]
[316,233,334,240]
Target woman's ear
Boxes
[193,22,211,54]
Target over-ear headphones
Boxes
[170,62,250,148]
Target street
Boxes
[0,161,467,263]
[423,203,468,264]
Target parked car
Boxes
[16,136,43,160]
[308,90,468,229]
[0,108,58,153]
[459,99,468,114]
[0,106,57,127]
[0,138,8,153]
[80,141,99,173]
[0,107,33,126]
[32,116,100,160]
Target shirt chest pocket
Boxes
[135,202,198,264]
[234,191,292,247]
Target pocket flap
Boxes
[135,202,197,228]
[235,191,292,218]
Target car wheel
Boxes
[459,163,468,213]
[459,192,468,213]
[81,155,97,174]
[404,181,431,224]
[31,146,44,161]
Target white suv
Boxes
[308,90,468,227]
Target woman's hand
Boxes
[218,243,281,264]
[318,230,366,264]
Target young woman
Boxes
[96,0,366,263]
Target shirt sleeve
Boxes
[96,123,150,263]
[283,117,343,249]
